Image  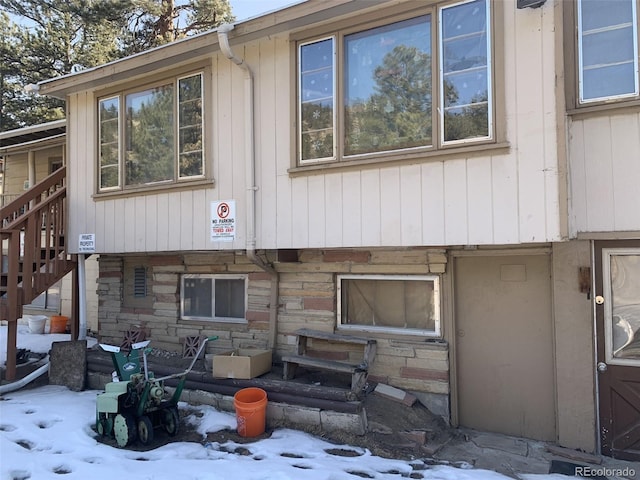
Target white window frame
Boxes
[438,0,493,146]
[296,0,494,166]
[337,274,441,337]
[577,0,639,104]
[180,274,248,323]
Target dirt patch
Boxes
[95,392,454,464]
[89,348,455,461]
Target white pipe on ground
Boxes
[0,360,49,395]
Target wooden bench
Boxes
[282,328,377,396]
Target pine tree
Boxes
[0,0,233,131]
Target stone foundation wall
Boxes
[275,248,449,416]
[96,248,450,414]
[97,253,270,354]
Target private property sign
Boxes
[211,200,236,242]
[78,233,96,253]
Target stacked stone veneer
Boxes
[97,253,271,353]
[97,248,449,407]
[276,248,449,408]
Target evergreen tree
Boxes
[123,0,234,54]
[0,0,233,131]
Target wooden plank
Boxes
[545,445,602,465]
[295,328,376,345]
[282,355,364,374]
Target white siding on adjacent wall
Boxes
[67,2,564,254]
[569,113,640,236]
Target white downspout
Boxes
[77,254,87,340]
[217,25,279,349]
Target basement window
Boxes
[337,275,441,336]
[181,274,247,323]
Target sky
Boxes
[231,0,303,21]
[0,323,569,480]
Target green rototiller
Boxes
[95,336,217,447]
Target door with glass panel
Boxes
[595,242,640,461]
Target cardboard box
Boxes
[212,348,272,379]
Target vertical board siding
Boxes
[466,157,494,244]
[307,175,326,247]
[491,154,520,244]
[67,3,565,253]
[257,36,279,248]
[324,173,343,247]
[342,171,362,246]
[379,167,402,246]
[361,170,382,246]
[570,113,640,235]
[443,160,468,245]
[610,114,640,231]
[400,165,423,246]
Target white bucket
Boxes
[27,315,48,334]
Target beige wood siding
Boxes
[569,113,640,236]
[66,2,564,253]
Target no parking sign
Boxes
[211,200,236,242]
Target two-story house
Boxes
[31,0,639,460]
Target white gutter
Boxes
[217,24,279,349]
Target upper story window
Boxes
[98,72,204,192]
[577,0,639,104]
[297,0,492,165]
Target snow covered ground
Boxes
[0,324,565,480]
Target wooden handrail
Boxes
[1,166,76,381]
[0,167,66,228]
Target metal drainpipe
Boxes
[217,24,279,350]
[77,254,87,340]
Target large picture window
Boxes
[337,275,441,336]
[98,72,204,192]
[297,0,492,164]
[577,0,638,104]
[181,274,247,323]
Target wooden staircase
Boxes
[1,167,77,381]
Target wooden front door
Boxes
[595,241,640,461]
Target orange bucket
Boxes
[233,387,267,437]
[49,315,68,334]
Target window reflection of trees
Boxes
[345,45,431,156]
[125,85,174,186]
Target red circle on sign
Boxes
[217,202,230,219]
